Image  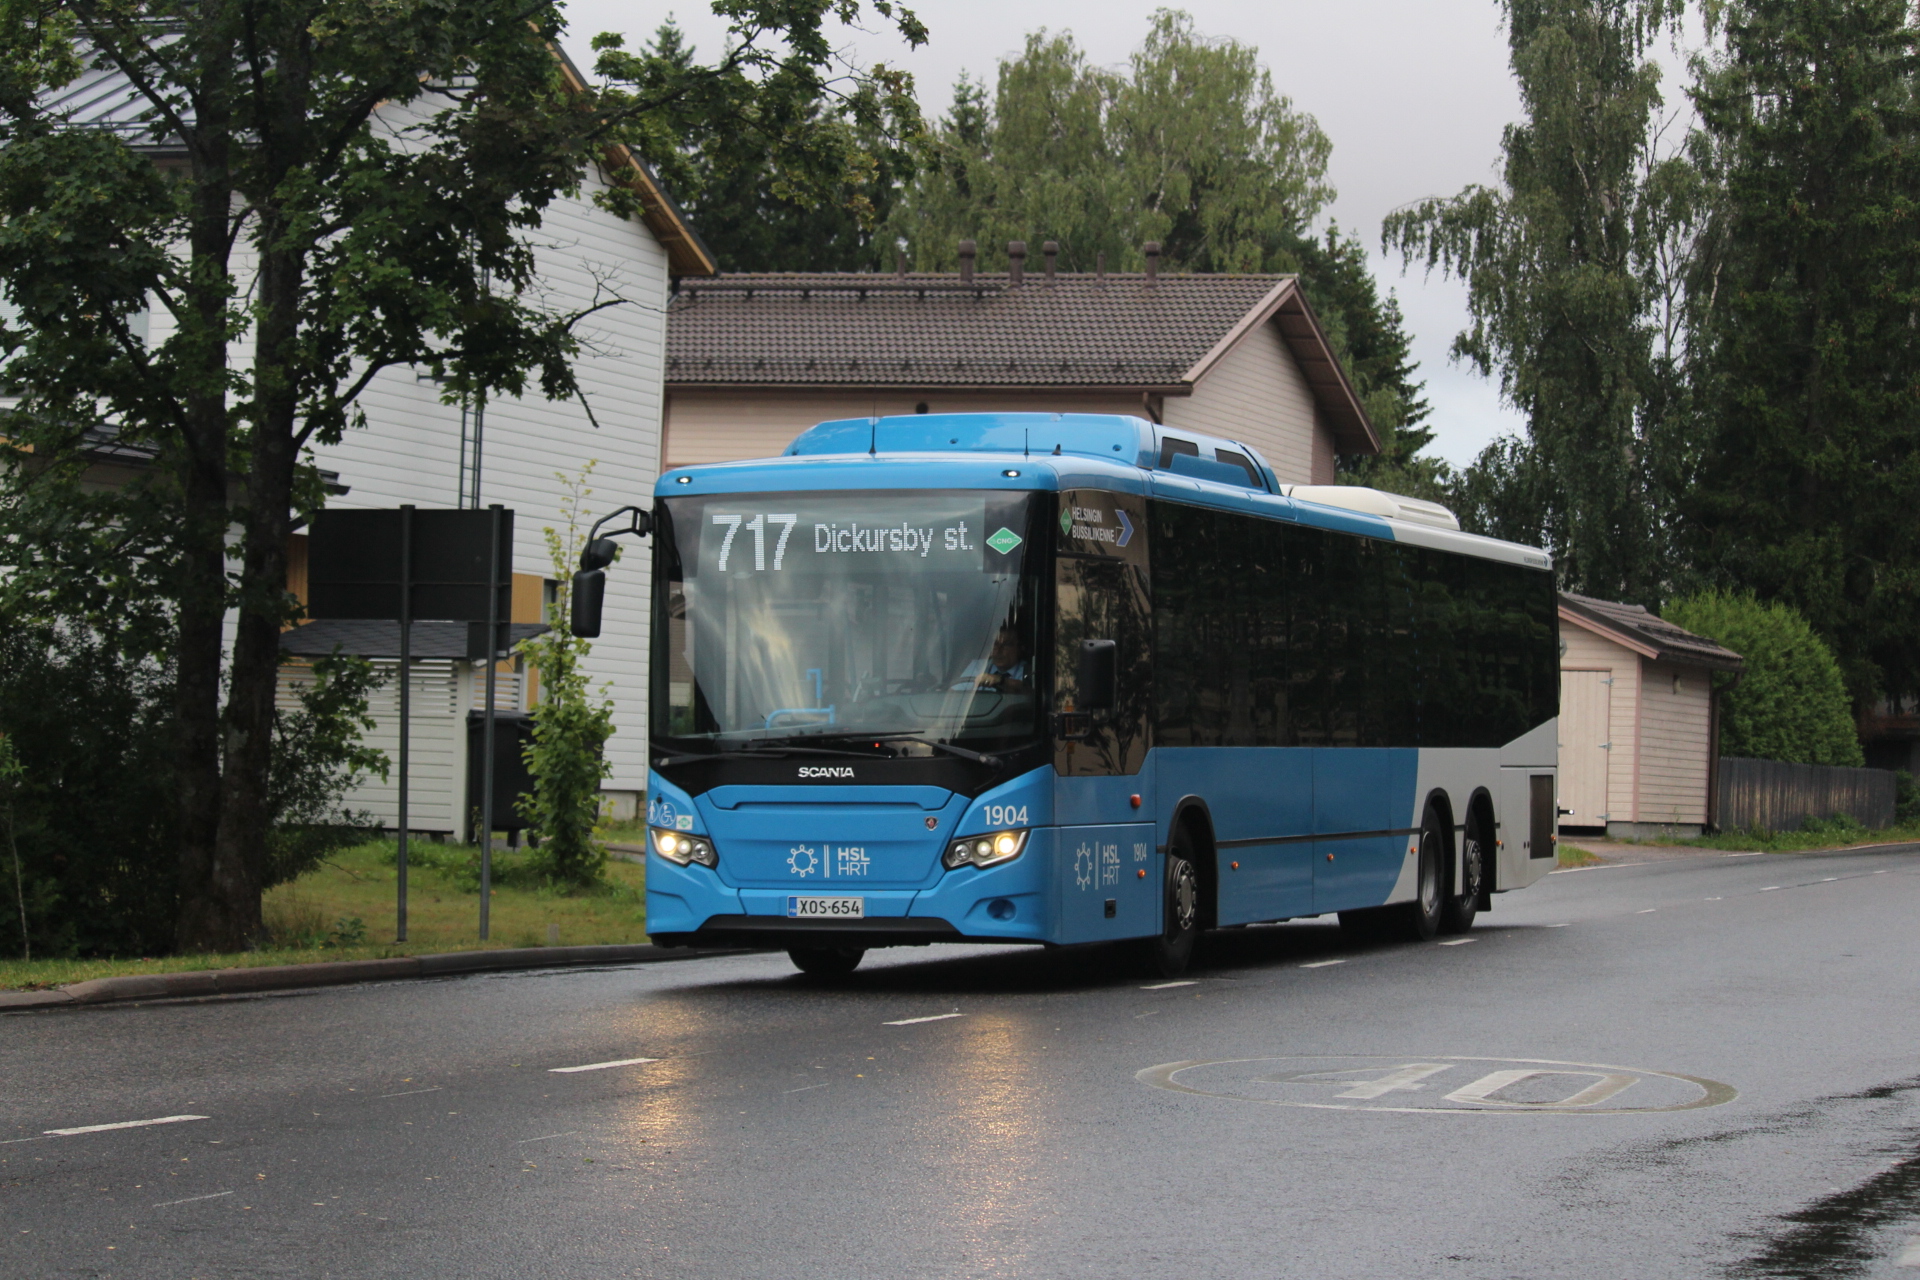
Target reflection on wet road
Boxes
[4,846,1920,1278]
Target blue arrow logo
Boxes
[1116,508,1134,548]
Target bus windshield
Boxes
[653,490,1045,754]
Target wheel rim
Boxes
[1168,856,1198,937]
[1419,830,1441,915]
[1462,836,1483,898]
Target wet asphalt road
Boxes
[6,846,1920,1280]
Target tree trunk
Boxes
[172,50,240,953]
[207,233,306,949]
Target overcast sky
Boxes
[560,0,1542,467]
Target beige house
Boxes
[1558,593,1745,838]
[662,242,1380,479]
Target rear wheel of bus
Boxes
[1137,829,1201,978]
[1440,801,1490,934]
[788,946,865,976]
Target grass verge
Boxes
[1615,816,1920,855]
[1556,843,1605,869]
[0,839,647,991]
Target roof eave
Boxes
[1179,277,1381,457]
[1558,601,1746,671]
[666,379,1193,396]
[550,47,717,279]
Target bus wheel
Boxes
[1405,806,1445,941]
[1440,808,1488,935]
[788,946,865,976]
[1139,836,1201,978]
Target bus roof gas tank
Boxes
[787,413,1157,467]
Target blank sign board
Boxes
[308,508,513,623]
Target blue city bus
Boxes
[571,413,1561,977]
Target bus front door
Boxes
[1051,490,1156,944]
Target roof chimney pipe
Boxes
[1096,251,1106,286]
[1007,240,1026,286]
[895,249,907,279]
[1144,241,1161,285]
[958,239,976,284]
[1042,241,1058,284]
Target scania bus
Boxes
[570,413,1560,977]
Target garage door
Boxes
[1559,670,1613,827]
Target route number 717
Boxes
[712,513,799,571]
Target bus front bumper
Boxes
[645,837,1053,949]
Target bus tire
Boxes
[1404,805,1445,941]
[1138,834,1201,977]
[1441,805,1490,934]
[788,946,865,976]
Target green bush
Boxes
[0,626,390,959]
[514,467,613,890]
[1664,590,1863,766]
[0,624,180,959]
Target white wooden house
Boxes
[48,53,718,826]
[1558,593,1744,838]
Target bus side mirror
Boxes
[571,569,606,638]
[580,537,620,573]
[1078,639,1117,711]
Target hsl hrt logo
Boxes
[787,846,820,877]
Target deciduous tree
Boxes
[1681,0,1920,707]
[0,0,924,951]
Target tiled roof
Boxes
[666,271,1379,453]
[1560,592,1745,671]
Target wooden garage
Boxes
[1558,593,1745,838]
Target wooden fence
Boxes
[1716,756,1896,832]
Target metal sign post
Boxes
[307,506,514,947]
[397,506,413,941]
[479,503,502,940]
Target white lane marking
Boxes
[1759,886,1781,892]
[1437,938,1476,946]
[1141,980,1197,990]
[152,1190,232,1208]
[549,1057,660,1074]
[783,1083,829,1094]
[378,1087,441,1098]
[1544,923,1571,928]
[1637,908,1657,914]
[1705,896,1723,901]
[883,1013,963,1026]
[1895,1235,1920,1267]
[1875,870,1890,874]
[43,1115,208,1137]
[1300,959,1346,969]
[1725,852,1765,857]
[515,1132,578,1144]
[1820,877,1838,882]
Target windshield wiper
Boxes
[861,733,1003,768]
[652,741,884,767]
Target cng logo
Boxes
[1136,1055,1735,1115]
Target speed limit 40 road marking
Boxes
[1137,1055,1736,1115]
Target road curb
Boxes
[0,943,744,1011]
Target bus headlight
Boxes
[944,829,1029,870]
[650,826,718,868]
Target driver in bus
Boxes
[954,625,1028,693]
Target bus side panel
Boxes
[1312,748,1417,915]
[1498,716,1559,890]
[1050,823,1158,943]
[1154,746,1314,926]
[1399,746,1509,905]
